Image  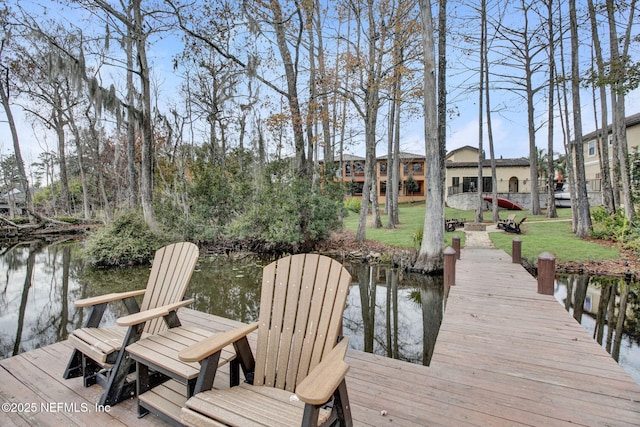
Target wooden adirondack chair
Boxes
[171,254,353,427]
[497,214,517,230]
[63,242,199,406]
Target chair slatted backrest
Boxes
[139,242,199,335]
[253,254,351,392]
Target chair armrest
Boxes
[74,289,146,308]
[116,298,194,326]
[295,338,350,405]
[179,322,259,363]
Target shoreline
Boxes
[318,229,640,280]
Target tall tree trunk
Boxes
[556,7,579,231]
[484,3,499,223]
[606,0,636,222]
[587,0,615,213]
[54,100,70,214]
[546,0,557,219]
[0,69,34,218]
[386,94,396,225]
[269,0,309,179]
[391,104,400,226]
[68,113,91,219]
[125,16,138,210]
[476,0,486,224]
[85,110,112,221]
[569,0,592,237]
[414,0,444,273]
[437,0,447,217]
[521,2,541,215]
[133,0,157,230]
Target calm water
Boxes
[555,274,640,384]
[0,240,445,366]
[2,240,638,385]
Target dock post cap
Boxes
[538,252,555,261]
[444,247,456,255]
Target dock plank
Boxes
[1,246,639,426]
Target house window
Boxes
[483,177,493,192]
[412,162,423,173]
[588,141,596,157]
[463,177,477,192]
[347,180,364,196]
[380,162,387,176]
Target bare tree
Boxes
[606,0,637,222]
[545,0,557,219]
[88,0,161,229]
[586,0,615,213]
[569,0,592,237]
[492,1,548,215]
[414,0,444,273]
[0,19,33,218]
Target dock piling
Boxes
[444,246,456,286]
[452,235,461,260]
[537,252,556,295]
[512,238,521,264]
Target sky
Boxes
[393,88,640,160]
[1,0,640,172]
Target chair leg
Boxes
[63,349,83,379]
[302,404,321,427]
[82,354,103,387]
[136,362,150,418]
[332,379,352,427]
[98,324,143,406]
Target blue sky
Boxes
[2,0,639,169]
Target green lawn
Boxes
[341,203,619,264]
[342,203,466,248]
[489,220,619,263]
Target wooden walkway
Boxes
[1,247,639,426]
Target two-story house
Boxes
[581,112,640,191]
[445,146,531,196]
[330,149,531,206]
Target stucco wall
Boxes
[447,192,602,211]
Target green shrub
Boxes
[228,170,342,248]
[344,198,361,214]
[412,228,423,248]
[84,211,168,267]
[591,206,640,255]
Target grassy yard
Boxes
[342,203,466,249]
[341,203,620,264]
[490,220,619,263]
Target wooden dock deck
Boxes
[2,246,639,426]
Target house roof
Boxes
[582,112,640,142]
[376,151,425,160]
[320,153,366,163]
[445,145,478,159]
[446,158,530,168]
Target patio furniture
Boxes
[63,242,199,406]
[136,253,353,427]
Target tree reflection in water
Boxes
[1,241,450,368]
[555,274,640,385]
[4,240,639,382]
[342,263,447,366]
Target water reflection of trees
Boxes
[2,243,448,368]
[558,274,639,363]
[343,263,445,366]
[187,257,262,323]
[0,240,135,360]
